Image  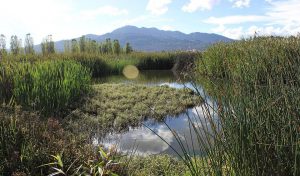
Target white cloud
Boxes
[205,0,300,39]
[212,24,300,40]
[0,0,76,43]
[246,25,290,36]
[182,0,220,12]
[146,0,173,15]
[101,124,175,155]
[266,0,300,26]
[110,15,174,30]
[0,1,129,44]
[80,6,128,19]
[212,25,244,39]
[212,25,288,39]
[229,0,251,8]
[204,15,267,25]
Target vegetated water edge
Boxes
[0,36,299,175]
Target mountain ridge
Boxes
[41,26,234,52]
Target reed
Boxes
[159,36,300,175]
[1,51,199,77]
[0,60,91,114]
[0,62,14,103]
[196,36,300,84]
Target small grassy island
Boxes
[67,84,201,132]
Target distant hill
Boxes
[38,26,234,52]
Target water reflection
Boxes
[97,101,218,156]
[93,70,179,85]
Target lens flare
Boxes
[122,65,139,79]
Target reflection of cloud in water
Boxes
[100,123,174,155]
[98,103,219,156]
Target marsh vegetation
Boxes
[0,36,299,175]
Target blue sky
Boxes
[0,0,299,43]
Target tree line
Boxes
[64,36,133,55]
[0,34,133,59]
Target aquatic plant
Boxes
[1,51,198,77]
[46,146,123,176]
[196,36,300,84]
[154,36,300,175]
[0,60,91,114]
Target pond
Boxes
[93,70,218,156]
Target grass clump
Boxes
[215,81,300,175]
[66,83,201,133]
[0,63,14,103]
[184,36,300,175]
[0,60,91,114]
[196,36,300,84]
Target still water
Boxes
[94,70,218,156]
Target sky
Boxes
[0,0,300,44]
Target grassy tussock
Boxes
[0,60,91,114]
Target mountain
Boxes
[44,26,234,52]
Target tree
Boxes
[24,33,34,55]
[48,35,55,54]
[41,35,55,55]
[79,35,86,53]
[106,38,113,54]
[10,35,22,55]
[71,39,80,54]
[100,43,107,54]
[86,39,98,54]
[41,39,48,56]
[124,42,133,54]
[64,40,71,54]
[113,39,121,55]
[0,34,7,59]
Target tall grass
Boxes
[0,63,14,103]
[52,52,198,77]
[196,36,300,84]
[2,51,199,77]
[154,36,300,175]
[219,81,299,175]
[0,60,91,114]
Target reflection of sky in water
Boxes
[95,71,219,156]
[98,91,219,156]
